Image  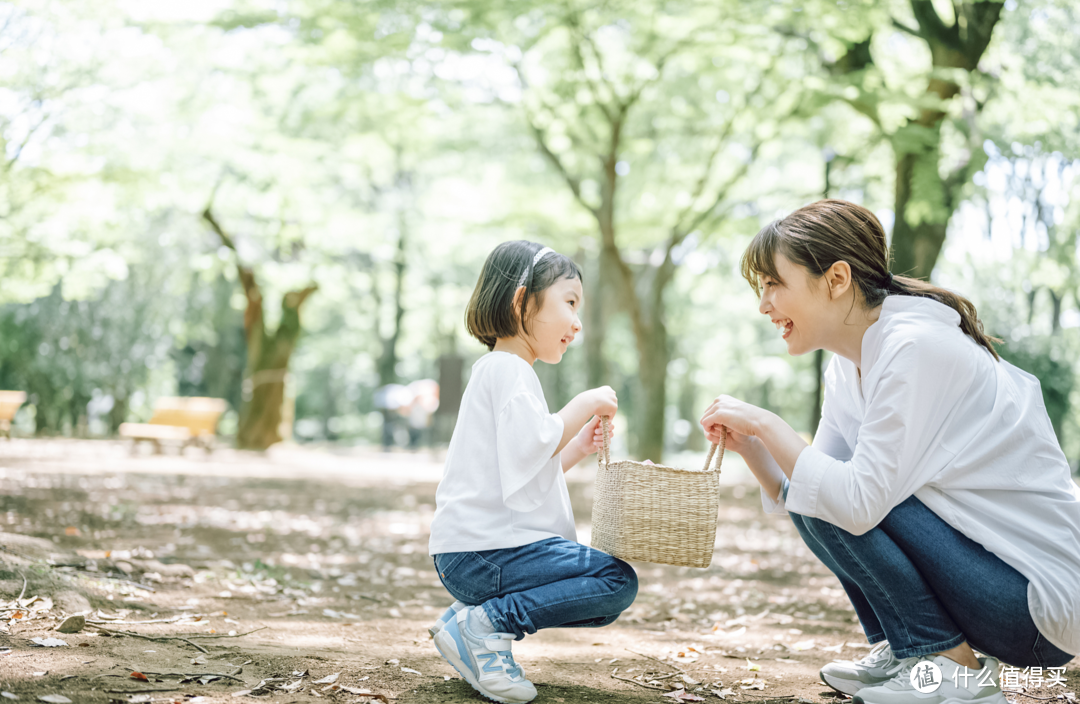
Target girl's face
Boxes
[525,276,584,364]
[757,253,831,357]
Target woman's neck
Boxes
[828,304,883,370]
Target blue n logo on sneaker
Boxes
[477,652,502,673]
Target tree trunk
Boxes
[377,210,408,387]
[204,207,317,451]
[236,288,316,450]
[888,0,1003,279]
[810,348,824,437]
[584,249,609,388]
[890,144,951,279]
[677,358,704,452]
[634,312,667,462]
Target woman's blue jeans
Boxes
[790,495,1073,667]
[434,536,638,640]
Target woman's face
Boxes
[757,253,831,357]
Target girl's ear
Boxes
[510,285,527,321]
[825,261,853,300]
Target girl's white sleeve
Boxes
[496,392,565,512]
[784,338,975,535]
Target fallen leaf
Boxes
[38,697,73,704]
[230,691,252,698]
[712,688,735,700]
[54,615,85,634]
[792,640,816,651]
[312,673,339,685]
[662,692,705,702]
[30,638,68,648]
[1,693,18,701]
[745,659,761,672]
[401,667,422,676]
[129,672,149,682]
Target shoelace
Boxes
[891,657,929,689]
[857,641,893,667]
[486,635,524,679]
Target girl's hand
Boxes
[700,395,766,456]
[574,415,610,455]
[590,386,618,419]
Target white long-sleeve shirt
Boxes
[763,296,1080,655]
[429,351,575,555]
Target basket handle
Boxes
[598,415,726,474]
[702,426,727,474]
[599,415,612,470]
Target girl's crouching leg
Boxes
[606,558,639,615]
[555,558,637,629]
[488,551,639,636]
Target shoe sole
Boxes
[821,669,872,697]
[433,629,532,704]
[852,690,1009,704]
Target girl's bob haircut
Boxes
[466,241,583,350]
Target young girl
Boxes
[428,241,638,704]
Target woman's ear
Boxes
[824,261,853,300]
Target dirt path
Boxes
[1,439,1076,704]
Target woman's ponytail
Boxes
[742,199,1001,360]
[883,273,1001,360]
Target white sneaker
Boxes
[433,607,537,704]
[821,641,905,695]
[429,600,466,637]
[853,654,1007,704]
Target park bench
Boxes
[0,391,26,439]
[119,397,228,454]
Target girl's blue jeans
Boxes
[790,495,1073,667]
[434,536,638,640]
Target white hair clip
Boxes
[518,247,555,287]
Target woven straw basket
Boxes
[590,416,726,568]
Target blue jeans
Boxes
[434,537,638,640]
[790,495,1074,667]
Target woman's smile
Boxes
[772,317,794,340]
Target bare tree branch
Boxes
[892,18,924,39]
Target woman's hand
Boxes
[573,415,611,456]
[700,395,767,456]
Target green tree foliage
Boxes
[0,0,1077,469]
[429,0,815,459]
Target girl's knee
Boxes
[608,559,638,613]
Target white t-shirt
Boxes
[763,296,1080,655]
[429,351,576,555]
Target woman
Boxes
[700,200,1078,704]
